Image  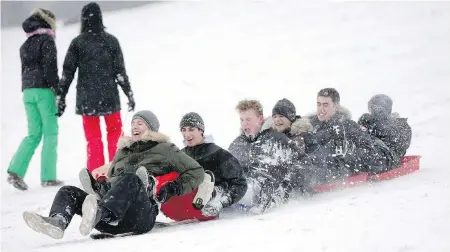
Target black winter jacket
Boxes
[20,14,59,91]
[358,113,412,168]
[182,140,247,206]
[228,122,310,189]
[57,31,132,116]
[310,110,393,174]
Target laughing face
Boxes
[272,114,292,132]
[131,118,149,141]
[317,96,338,122]
[181,126,204,147]
[239,109,264,138]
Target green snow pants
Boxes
[7,88,59,181]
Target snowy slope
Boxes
[2,1,450,251]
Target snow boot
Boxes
[79,194,103,236]
[41,180,64,187]
[135,166,157,199]
[136,166,149,189]
[23,212,67,239]
[7,172,28,191]
[79,168,102,199]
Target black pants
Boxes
[50,173,158,235]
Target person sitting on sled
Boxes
[22,110,205,239]
[358,94,412,168]
[178,112,247,218]
[228,99,310,214]
[308,88,393,176]
[268,98,330,189]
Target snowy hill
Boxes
[2,1,450,251]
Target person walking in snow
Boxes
[6,8,63,190]
[358,94,412,168]
[55,2,135,175]
[177,112,247,218]
[23,110,205,239]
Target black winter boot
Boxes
[7,172,28,191]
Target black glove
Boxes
[127,92,135,112]
[55,95,66,117]
[358,113,375,133]
[156,181,181,203]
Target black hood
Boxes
[81,2,105,33]
[22,13,52,33]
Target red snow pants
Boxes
[82,112,122,172]
[155,172,216,222]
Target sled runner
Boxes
[90,220,199,239]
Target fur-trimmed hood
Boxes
[290,117,314,135]
[117,131,170,150]
[304,105,353,121]
[23,8,57,33]
[263,116,314,135]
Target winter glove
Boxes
[156,181,181,203]
[358,113,374,133]
[55,95,66,117]
[201,186,232,217]
[127,92,135,112]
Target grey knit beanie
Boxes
[180,112,205,132]
[272,98,297,122]
[132,110,160,132]
[368,94,393,116]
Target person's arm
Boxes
[216,150,247,206]
[111,37,133,102]
[40,37,59,92]
[57,39,79,98]
[165,143,205,195]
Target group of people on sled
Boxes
[7,1,412,241]
[23,87,412,239]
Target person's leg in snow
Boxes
[103,112,122,162]
[36,89,60,185]
[6,90,42,190]
[82,115,105,172]
[7,89,61,190]
[23,173,158,239]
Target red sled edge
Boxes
[312,155,421,193]
[368,155,421,181]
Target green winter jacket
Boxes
[107,131,204,195]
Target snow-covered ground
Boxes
[2,1,450,251]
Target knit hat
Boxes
[368,94,393,117]
[132,110,160,132]
[180,112,205,132]
[272,98,297,122]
